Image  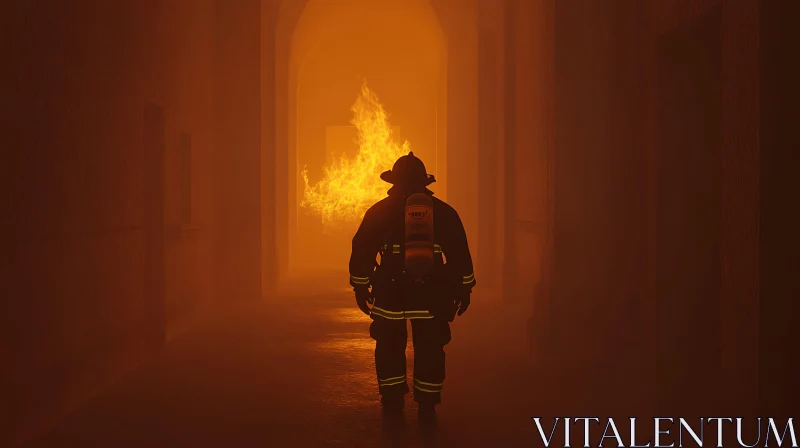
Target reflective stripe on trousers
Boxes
[370,316,450,405]
[378,374,407,387]
[413,378,443,394]
[370,306,434,320]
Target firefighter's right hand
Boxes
[354,286,373,316]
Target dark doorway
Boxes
[655,8,723,413]
[143,102,166,349]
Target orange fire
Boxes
[301,82,410,229]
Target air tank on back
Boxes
[405,193,435,280]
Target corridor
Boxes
[28,278,539,447]
[6,1,797,446]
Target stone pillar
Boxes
[501,0,517,299]
[261,0,279,296]
[720,0,761,414]
[759,0,799,418]
[441,0,480,272]
[476,0,503,291]
[548,0,655,413]
[213,0,262,301]
[654,4,724,414]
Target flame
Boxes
[301,82,410,229]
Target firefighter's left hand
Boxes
[455,292,471,316]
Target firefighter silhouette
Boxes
[349,152,476,422]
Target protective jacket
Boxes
[349,186,476,321]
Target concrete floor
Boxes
[28,280,543,447]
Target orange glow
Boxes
[300,82,410,229]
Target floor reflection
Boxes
[310,333,374,355]
[325,307,373,323]
[307,333,376,409]
[28,288,540,447]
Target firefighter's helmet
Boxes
[380,152,436,187]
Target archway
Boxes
[283,0,447,278]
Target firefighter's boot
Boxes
[417,402,437,425]
[381,393,405,413]
[417,402,436,427]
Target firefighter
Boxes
[349,152,476,422]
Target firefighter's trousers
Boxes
[369,315,451,405]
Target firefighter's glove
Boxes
[456,291,471,316]
[354,286,373,316]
